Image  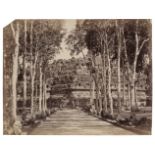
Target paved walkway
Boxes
[30,108,136,135]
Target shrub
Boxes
[101,111,114,120]
[116,114,130,125]
[45,110,51,117]
[21,112,37,126]
[13,120,22,134]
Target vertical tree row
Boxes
[10,21,20,122]
[3,20,64,134]
[66,19,151,118]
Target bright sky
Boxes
[54,20,76,60]
[55,20,87,60]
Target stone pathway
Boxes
[30,108,136,135]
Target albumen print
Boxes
[3,19,152,135]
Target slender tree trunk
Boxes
[127,82,131,108]
[122,70,126,107]
[39,65,43,112]
[100,54,104,108]
[98,90,102,115]
[94,79,99,115]
[135,83,137,106]
[23,20,27,109]
[31,54,38,113]
[11,22,20,121]
[90,76,94,105]
[131,35,149,111]
[42,74,46,113]
[96,65,102,115]
[91,54,99,115]
[123,22,149,111]
[103,30,114,116]
[131,80,136,110]
[116,22,121,112]
[131,31,139,110]
[30,21,34,114]
[103,49,108,113]
[107,49,113,116]
[44,80,47,111]
[42,80,45,113]
[35,78,38,111]
[31,64,37,114]
[131,56,137,110]
[117,57,121,112]
[122,27,132,111]
[100,52,107,114]
[90,77,95,115]
[31,74,35,114]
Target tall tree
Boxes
[10,21,20,121]
[29,21,35,114]
[123,19,150,110]
[115,20,122,112]
[23,20,27,110]
[37,20,64,114]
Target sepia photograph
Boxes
[3,19,152,135]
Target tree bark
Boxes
[42,79,45,113]
[23,20,27,110]
[44,80,47,111]
[107,49,113,116]
[30,21,34,114]
[122,70,126,107]
[35,78,38,111]
[91,64,100,115]
[39,65,43,112]
[103,48,108,113]
[131,31,139,110]
[31,55,38,113]
[91,54,99,115]
[116,21,121,112]
[11,22,20,121]
[31,74,35,114]
[90,76,94,105]
[42,74,46,113]
[130,27,149,111]
[122,29,132,110]
[90,77,95,115]
[127,82,131,108]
